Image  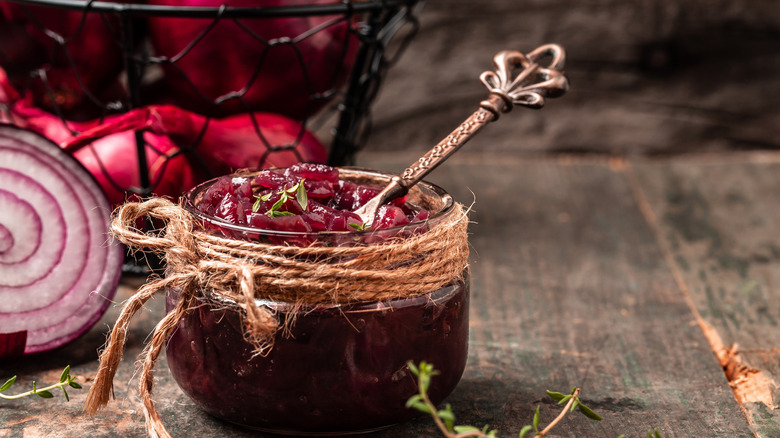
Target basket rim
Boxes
[6,0,422,18]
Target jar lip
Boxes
[182,166,455,238]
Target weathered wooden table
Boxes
[1,149,778,437]
[3,0,780,435]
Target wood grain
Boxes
[366,0,780,157]
[1,151,765,437]
[3,0,780,435]
[631,153,780,437]
[360,151,754,437]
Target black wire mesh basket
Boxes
[0,0,423,272]
[0,0,423,187]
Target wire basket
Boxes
[0,0,423,191]
[0,0,423,273]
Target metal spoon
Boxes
[355,44,570,225]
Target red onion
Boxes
[0,125,123,358]
[145,0,360,119]
[1,77,207,207]
[0,2,125,118]
[62,104,328,183]
[1,91,98,145]
[72,130,208,207]
[0,68,18,126]
[4,65,326,208]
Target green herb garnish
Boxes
[252,178,308,216]
[406,361,604,438]
[0,365,82,401]
[252,192,273,212]
[407,361,664,437]
[348,222,371,231]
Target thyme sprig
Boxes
[407,361,664,438]
[0,366,82,401]
[407,361,601,438]
[253,178,308,217]
[348,222,371,231]
[406,361,499,437]
[521,387,601,437]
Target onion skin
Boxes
[145,0,360,119]
[0,330,26,358]
[1,78,206,207]
[73,130,206,207]
[0,125,123,357]
[3,67,327,208]
[62,105,328,194]
[2,94,99,144]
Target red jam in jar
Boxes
[165,166,469,434]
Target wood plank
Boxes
[0,152,758,437]
[366,0,780,157]
[358,151,752,437]
[631,152,780,438]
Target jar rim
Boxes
[181,166,455,239]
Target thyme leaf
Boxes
[253,179,308,216]
[0,366,81,401]
[405,361,644,438]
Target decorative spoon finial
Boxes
[479,44,568,115]
[354,44,569,225]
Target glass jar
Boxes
[165,168,470,435]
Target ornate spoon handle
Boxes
[355,44,569,224]
[400,44,568,185]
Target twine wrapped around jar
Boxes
[84,197,470,438]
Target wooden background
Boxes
[367,0,780,157]
[2,1,779,437]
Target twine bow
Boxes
[84,197,469,438]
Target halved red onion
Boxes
[0,125,123,357]
[1,78,204,208]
